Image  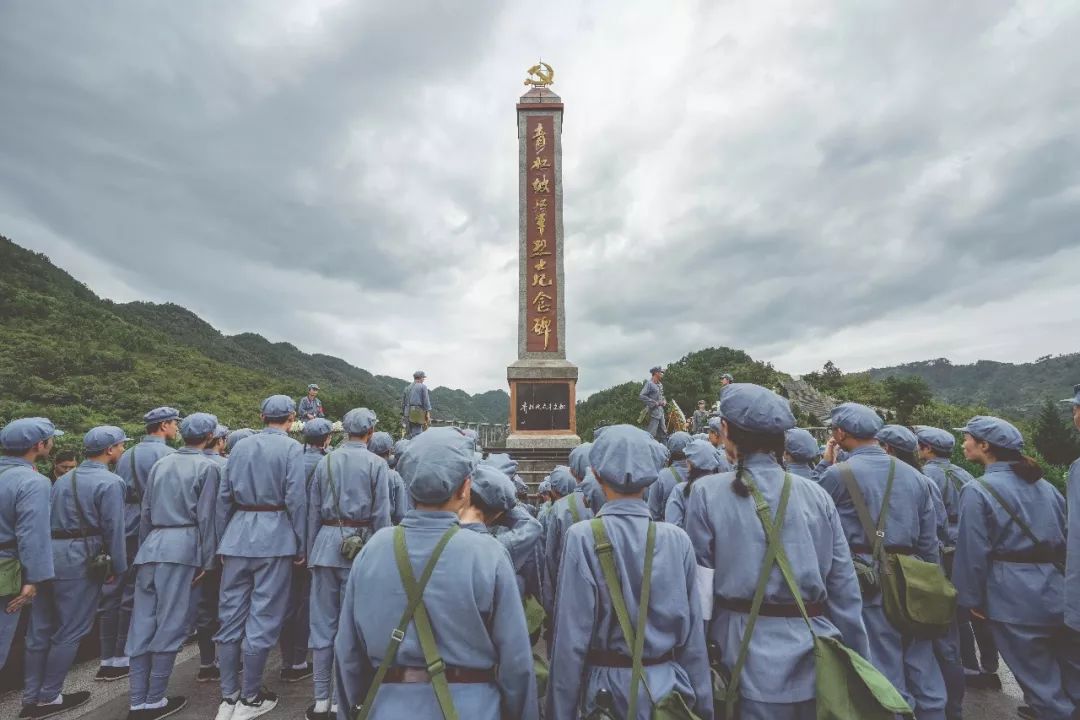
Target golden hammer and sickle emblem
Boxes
[524,61,555,88]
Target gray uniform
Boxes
[546,499,712,719]
[125,448,220,706]
[333,510,538,719]
[24,461,127,705]
[639,379,666,441]
[818,445,945,719]
[401,382,432,439]
[214,427,307,699]
[306,440,390,703]
[542,489,593,614]
[0,457,54,668]
[103,436,174,663]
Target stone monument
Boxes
[506,62,581,449]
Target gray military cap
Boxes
[144,406,180,424]
[368,431,395,456]
[470,465,516,512]
[261,395,296,417]
[953,416,1024,451]
[684,439,725,473]
[84,425,131,453]
[589,424,668,492]
[548,465,578,496]
[720,383,796,434]
[342,408,377,435]
[226,428,255,453]
[876,425,918,454]
[180,413,219,440]
[1,417,64,451]
[302,418,333,438]
[914,426,955,453]
[784,428,820,462]
[827,402,883,439]
[397,426,476,505]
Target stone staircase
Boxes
[487,446,572,490]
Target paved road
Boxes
[1,648,1027,720]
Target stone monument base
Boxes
[506,358,581,449]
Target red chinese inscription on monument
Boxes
[525,115,559,353]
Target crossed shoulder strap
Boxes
[568,492,582,523]
[356,525,460,720]
[591,517,656,720]
[977,479,1064,574]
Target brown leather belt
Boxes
[947,514,959,524]
[586,650,675,668]
[0,539,16,550]
[237,504,285,512]
[322,518,372,529]
[990,548,1065,564]
[51,529,101,539]
[715,597,825,618]
[382,666,496,684]
[849,544,914,555]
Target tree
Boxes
[1031,398,1080,466]
[803,360,844,393]
[881,376,933,425]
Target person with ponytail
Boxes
[664,438,729,529]
[783,428,820,480]
[818,404,946,719]
[952,416,1077,719]
[685,384,868,719]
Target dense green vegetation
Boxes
[576,347,790,440]
[803,360,1077,491]
[578,352,1077,492]
[0,235,508,451]
[867,355,1080,417]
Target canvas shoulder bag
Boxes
[72,470,112,582]
[327,457,366,561]
[839,460,956,639]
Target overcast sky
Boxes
[2,2,1078,397]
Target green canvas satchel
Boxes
[721,472,913,720]
[326,457,367,562]
[591,518,701,720]
[355,525,459,720]
[0,467,22,597]
[524,593,546,638]
[838,461,956,639]
[408,407,427,425]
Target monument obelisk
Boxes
[506,62,580,449]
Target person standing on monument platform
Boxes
[213,395,307,720]
[278,418,333,686]
[22,426,129,720]
[401,371,432,439]
[0,418,61,672]
[124,412,223,720]
[1064,384,1080,635]
[952,415,1078,720]
[98,406,179,682]
[298,385,325,421]
[334,426,538,720]
[304,408,389,720]
[817,403,946,720]
[685,385,869,720]
[547,424,711,720]
[639,366,667,442]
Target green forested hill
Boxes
[0,235,509,444]
[576,347,792,439]
[866,355,1080,416]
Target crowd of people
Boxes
[0,373,1076,720]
